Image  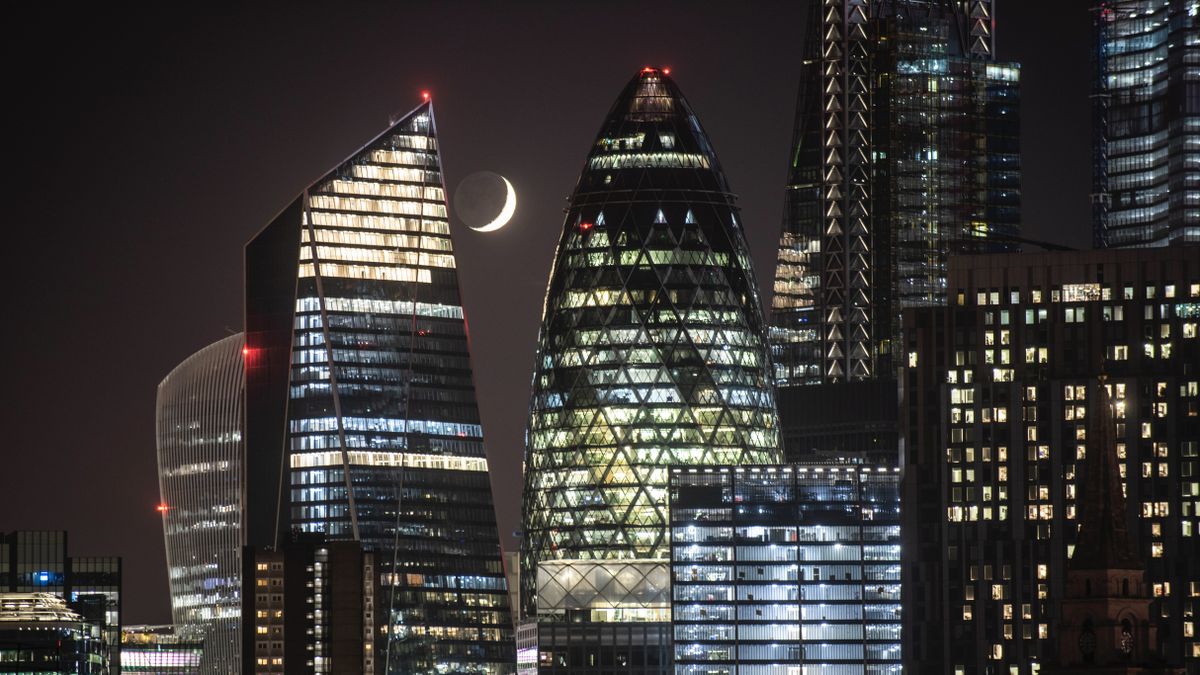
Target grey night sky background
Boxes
[5,1,1092,623]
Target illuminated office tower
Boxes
[901,248,1199,672]
[1093,1,1200,247]
[244,100,513,673]
[519,68,782,672]
[670,465,902,675]
[770,0,1019,461]
[156,332,244,674]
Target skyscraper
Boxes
[769,0,1020,461]
[901,248,1199,672]
[156,332,244,674]
[1093,1,1200,248]
[244,100,514,673]
[519,68,782,671]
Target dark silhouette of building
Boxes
[1092,1,1200,248]
[518,67,782,673]
[901,248,1199,672]
[1050,381,1182,674]
[243,99,513,673]
[242,533,376,675]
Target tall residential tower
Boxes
[901,248,1199,672]
[244,100,513,674]
[519,68,782,673]
[155,333,245,674]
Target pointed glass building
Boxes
[244,101,514,674]
[519,68,782,646]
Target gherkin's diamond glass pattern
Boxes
[520,69,783,617]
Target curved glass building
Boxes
[244,100,513,674]
[155,332,244,674]
[520,68,782,624]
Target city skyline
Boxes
[6,1,1094,626]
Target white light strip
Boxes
[295,296,462,319]
[291,451,488,472]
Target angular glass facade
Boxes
[520,68,783,623]
[244,101,513,674]
[1093,0,1200,247]
[670,466,902,675]
[155,332,244,674]
[771,0,1019,387]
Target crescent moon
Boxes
[469,177,516,232]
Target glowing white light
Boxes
[469,177,516,232]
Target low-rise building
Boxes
[669,464,902,675]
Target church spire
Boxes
[1070,377,1141,571]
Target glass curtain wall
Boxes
[247,101,514,674]
[156,332,244,674]
[520,68,782,622]
[670,466,901,675]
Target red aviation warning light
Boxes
[421,90,431,101]
[156,503,170,514]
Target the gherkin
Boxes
[520,68,782,620]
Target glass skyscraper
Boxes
[244,100,513,674]
[771,0,1020,388]
[155,332,244,674]
[1093,0,1200,247]
[519,68,782,669]
[670,465,902,675]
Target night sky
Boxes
[5,1,1093,624]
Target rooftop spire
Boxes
[1071,377,1142,571]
